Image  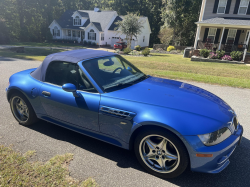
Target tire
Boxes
[9,92,38,126]
[134,128,189,178]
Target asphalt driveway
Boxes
[0,56,250,187]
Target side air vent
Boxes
[100,106,136,120]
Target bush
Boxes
[167,45,176,52]
[92,42,96,46]
[216,50,225,59]
[83,40,88,45]
[123,47,132,54]
[87,41,92,45]
[134,45,141,51]
[230,51,243,61]
[222,55,232,61]
[142,47,150,56]
[200,49,211,58]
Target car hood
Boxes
[104,77,233,123]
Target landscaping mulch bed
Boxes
[191,56,245,64]
[150,49,183,55]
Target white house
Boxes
[49,8,151,49]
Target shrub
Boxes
[167,45,176,52]
[209,52,218,59]
[134,45,141,51]
[222,55,232,61]
[87,41,92,45]
[230,51,243,61]
[142,47,150,56]
[123,47,132,54]
[83,40,88,45]
[92,42,96,46]
[200,49,211,58]
[216,50,225,59]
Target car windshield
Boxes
[82,55,147,92]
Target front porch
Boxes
[194,18,250,62]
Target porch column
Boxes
[243,31,250,62]
[194,25,201,49]
[218,27,225,50]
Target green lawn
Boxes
[6,41,85,48]
[0,145,97,186]
[1,48,250,88]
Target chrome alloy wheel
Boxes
[11,96,29,122]
[139,135,180,173]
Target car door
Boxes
[39,61,100,132]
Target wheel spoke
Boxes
[145,138,156,151]
[157,138,167,150]
[165,151,178,160]
[144,152,156,160]
[155,157,166,170]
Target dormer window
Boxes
[238,0,250,15]
[217,0,227,14]
[74,16,81,26]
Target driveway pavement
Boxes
[0,57,250,187]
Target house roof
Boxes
[55,10,116,31]
[196,17,250,26]
[108,16,123,30]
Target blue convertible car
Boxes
[6,49,243,178]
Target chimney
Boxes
[94,7,100,12]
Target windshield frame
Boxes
[80,54,146,93]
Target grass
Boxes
[124,53,250,89]
[6,42,85,48]
[0,145,97,186]
[0,48,65,61]
[1,48,250,88]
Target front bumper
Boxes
[184,124,243,173]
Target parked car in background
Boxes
[114,42,127,50]
[6,49,243,178]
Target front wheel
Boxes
[10,92,38,126]
[134,129,189,178]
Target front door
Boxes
[39,61,100,131]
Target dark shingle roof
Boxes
[196,17,250,26]
[108,16,123,30]
[55,10,115,31]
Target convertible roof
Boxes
[31,49,116,81]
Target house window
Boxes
[53,26,60,37]
[68,30,71,36]
[226,29,237,43]
[73,30,76,37]
[101,33,104,41]
[207,28,217,43]
[88,29,96,40]
[143,36,145,42]
[78,31,80,38]
[217,0,227,14]
[74,16,81,26]
[238,0,250,14]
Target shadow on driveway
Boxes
[28,120,250,187]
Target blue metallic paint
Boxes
[6,54,243,174]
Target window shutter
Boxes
[213,0,219,13]
[225,0,232,14]
[222,29,229,44]
[203,28,209,42]
[234,30,242,44]
[234,0,241,14]
[53,29,54,36]
[247,2,250,14]
[88,33,90,40]
[80,19,81,25]
[94,33,96,40]
[214,29,221,44]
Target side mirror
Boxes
[127,67,132,71]
[62,83,80,97]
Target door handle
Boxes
[42,91,51,97]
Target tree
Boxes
[158,27,174,45]
[115,13,144,49]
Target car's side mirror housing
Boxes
[62,83,80,97]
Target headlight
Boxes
[198,127,232,146]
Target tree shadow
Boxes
[28,120,250,186]
[0,57,16,61]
